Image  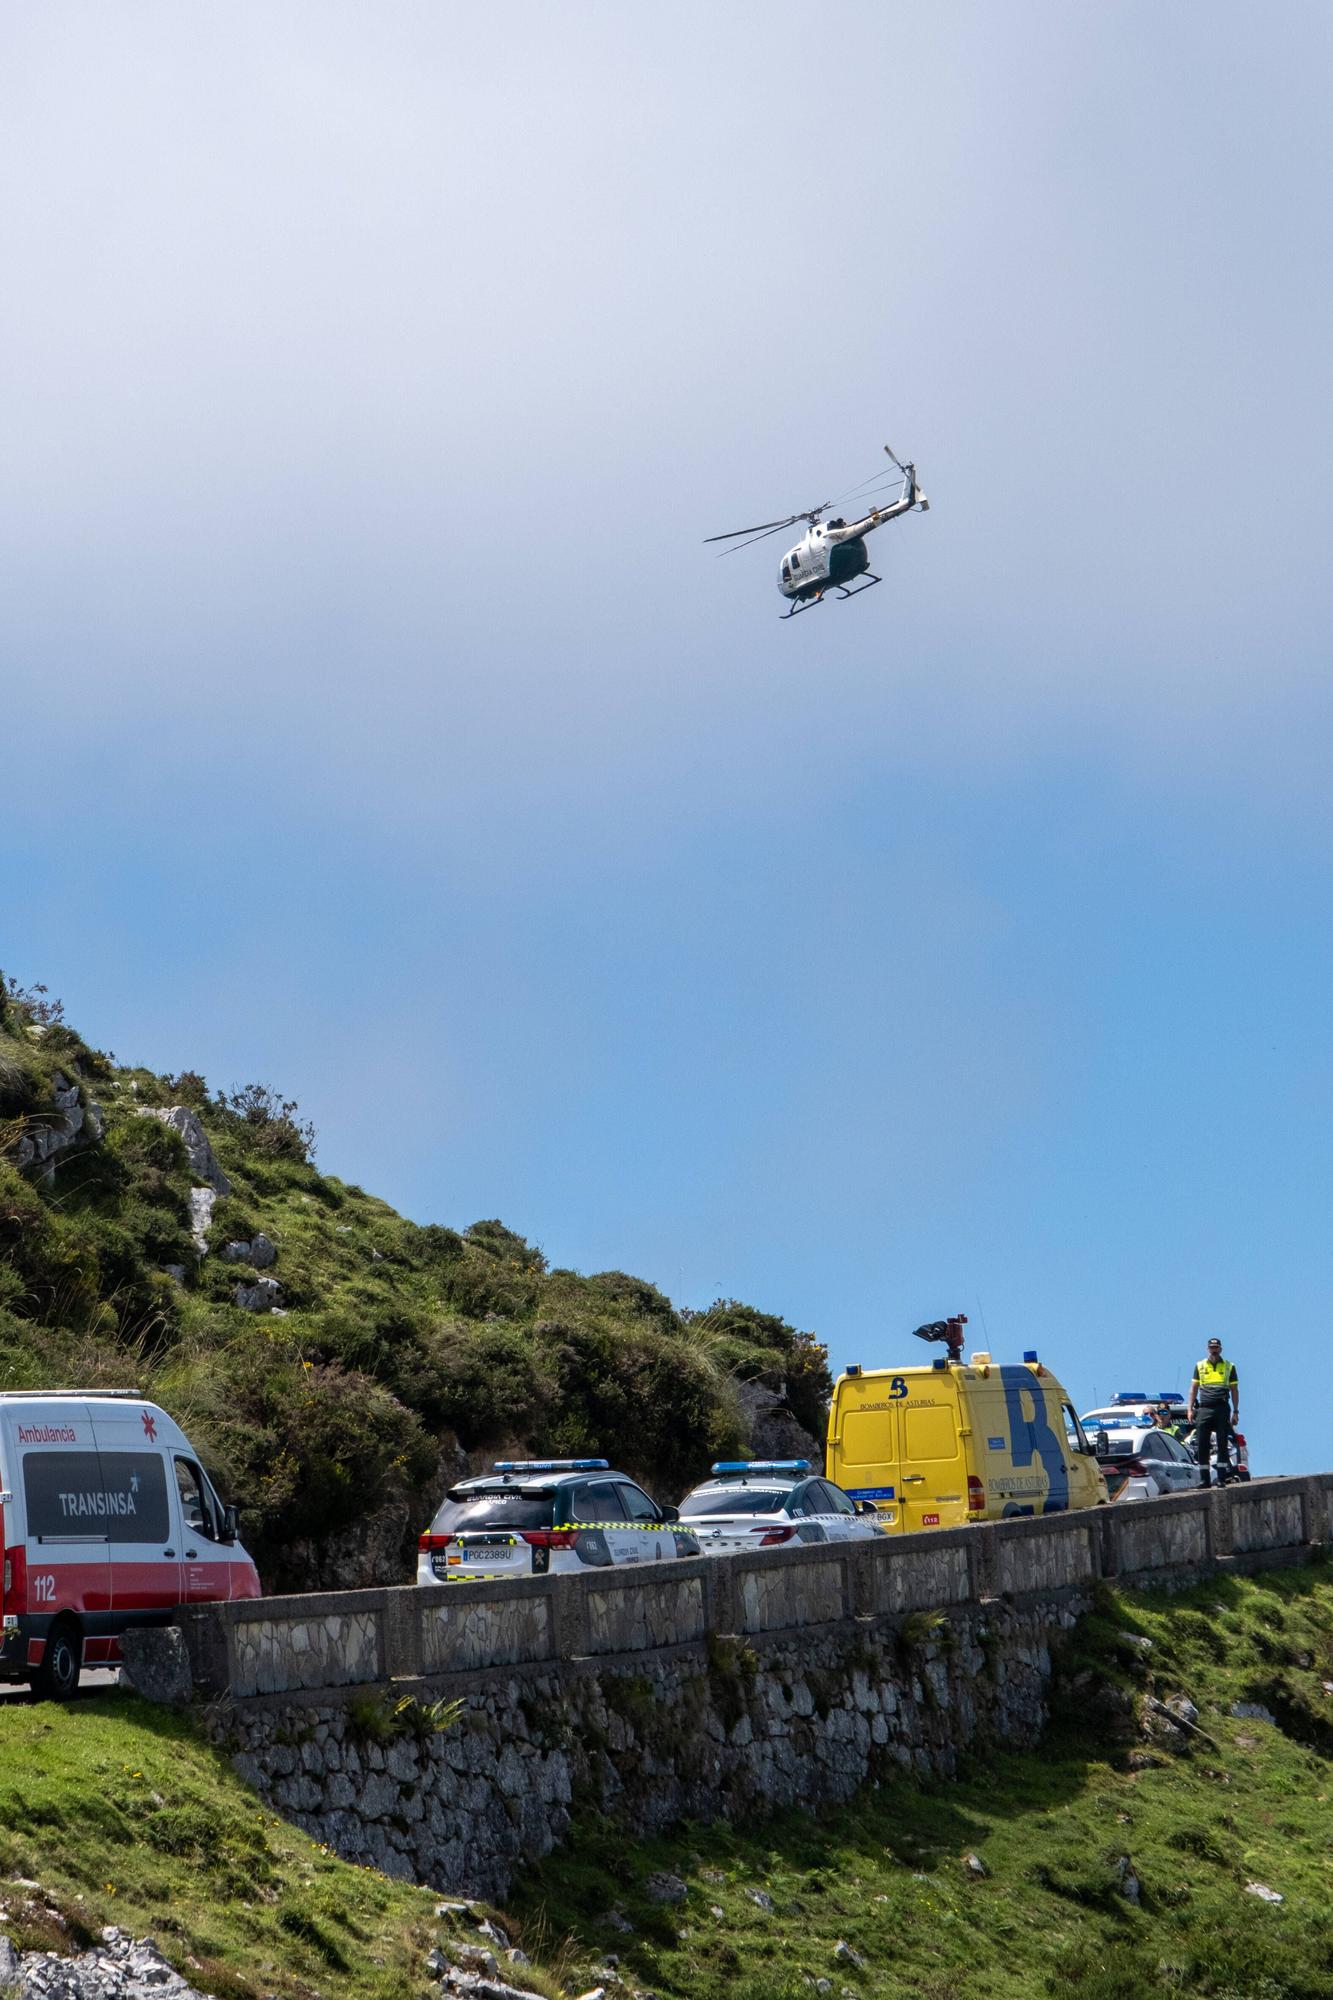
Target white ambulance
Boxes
[0,1391,260,1698]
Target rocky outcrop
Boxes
[141,1107,230,1195]
[232,1276,283,1313]
[222,1232,276,1269]
[736,1378,823,1465]
[13,1072,104,1180]
[2,1927,213,1999]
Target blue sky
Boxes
[3,4,1330,1472]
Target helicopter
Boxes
[706,445,928,619]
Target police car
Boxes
[416,1459,701,1581]
[1083,1418,1206,1502]
[675,1460,885,1555]
[1080,1390,1251,1482]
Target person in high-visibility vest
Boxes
[1187,1339,1239,1486]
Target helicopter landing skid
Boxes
[780,574,881,619]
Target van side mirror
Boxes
[222,1504,240,1545]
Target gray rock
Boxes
[118,1626,193,1707]
[1114,1856,1141,1905]
[187,1188,218,1255]
[962,1851,989,1878]
[748,1889,774,1912]
[1164,1694,1199,1727]
[248,1232,277,1270]
[1117,1632,1154,1656]
[232,1277,283,1313]
[1230,1701,1276,1724]
[10,1926,212,1998]
[14,1071,104,1179]
[162,1265,187,1284]
[832,1941,865,1968]
[0,1936,19,1985]
[142,1107,231,1195]
[644,1872,688,1905]
[599,1911,635,1934]
[1245,1881,1283,1904]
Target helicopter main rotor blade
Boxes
[883,443,908,476]
[703,514,801,544]
[714,519,802,556]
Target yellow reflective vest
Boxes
[1193,1357,1237,1393]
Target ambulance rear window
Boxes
[23,1450,170,1543]
[432,1488,555,1533]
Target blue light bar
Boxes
[1157,1391,1183,1402]
[1111,1390,1148,1403]
[709,1459,810,1476]
[492,1458,609,1473]
[1023,1349,1039,1363]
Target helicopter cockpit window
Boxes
[791,551,800,569]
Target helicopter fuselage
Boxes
[778,523,869,602]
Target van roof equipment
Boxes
[911,1314,968,1361]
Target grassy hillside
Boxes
[0,972,829,1588]
[505,1564,1333,2000]
[0,1569,1328,1999]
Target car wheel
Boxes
[33,1620,82,1702]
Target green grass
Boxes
[503,1567,1333,2000]
[0,1691,559,2000]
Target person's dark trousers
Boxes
[1193,1399,1233,1486]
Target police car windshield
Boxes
[679,1488,789,1518]
[432,1489,556,1532]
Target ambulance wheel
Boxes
[33,1620,82,1701]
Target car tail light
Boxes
[753,1525,797,1546]
[3,1547,23,1608]
[521,1529,578,1549]
[1233,1432,1247,1447]
[967,1476,986,1515]
[418,1532,453,1552]
[1118,1458,1146,1476]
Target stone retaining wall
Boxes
[224,1595,1080,1901]
[177,1473,1332,1901]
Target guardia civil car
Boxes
[416,1459,701,1581]
[676,1460,886,1555]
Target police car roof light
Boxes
[492,1458,610,1473]
[1158,1391,1183,1402]
[710,1459,810,1476]
[1112,1391,1148,1403]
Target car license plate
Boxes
[463,1541,514,1559]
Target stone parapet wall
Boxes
[183,1473,1333,1703]
[224,1595,1081,1901]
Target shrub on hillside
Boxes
[465,1218,547,1272]
[218,1082,317,1163]
[169,1342,435,1576]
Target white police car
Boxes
[676,1459,886,1555]
[416,1459,701,1581]
[1084,1419,1206,1502]
[1081,1389,1251,1482]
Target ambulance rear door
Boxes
[89,1406,180,1645]
[15,1406,112,1667]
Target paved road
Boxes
[0,1667,121,1704]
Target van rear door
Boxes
[89,1409,180,1645]
[17,1433,113,1664]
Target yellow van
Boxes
[826,1329,1105,1532]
